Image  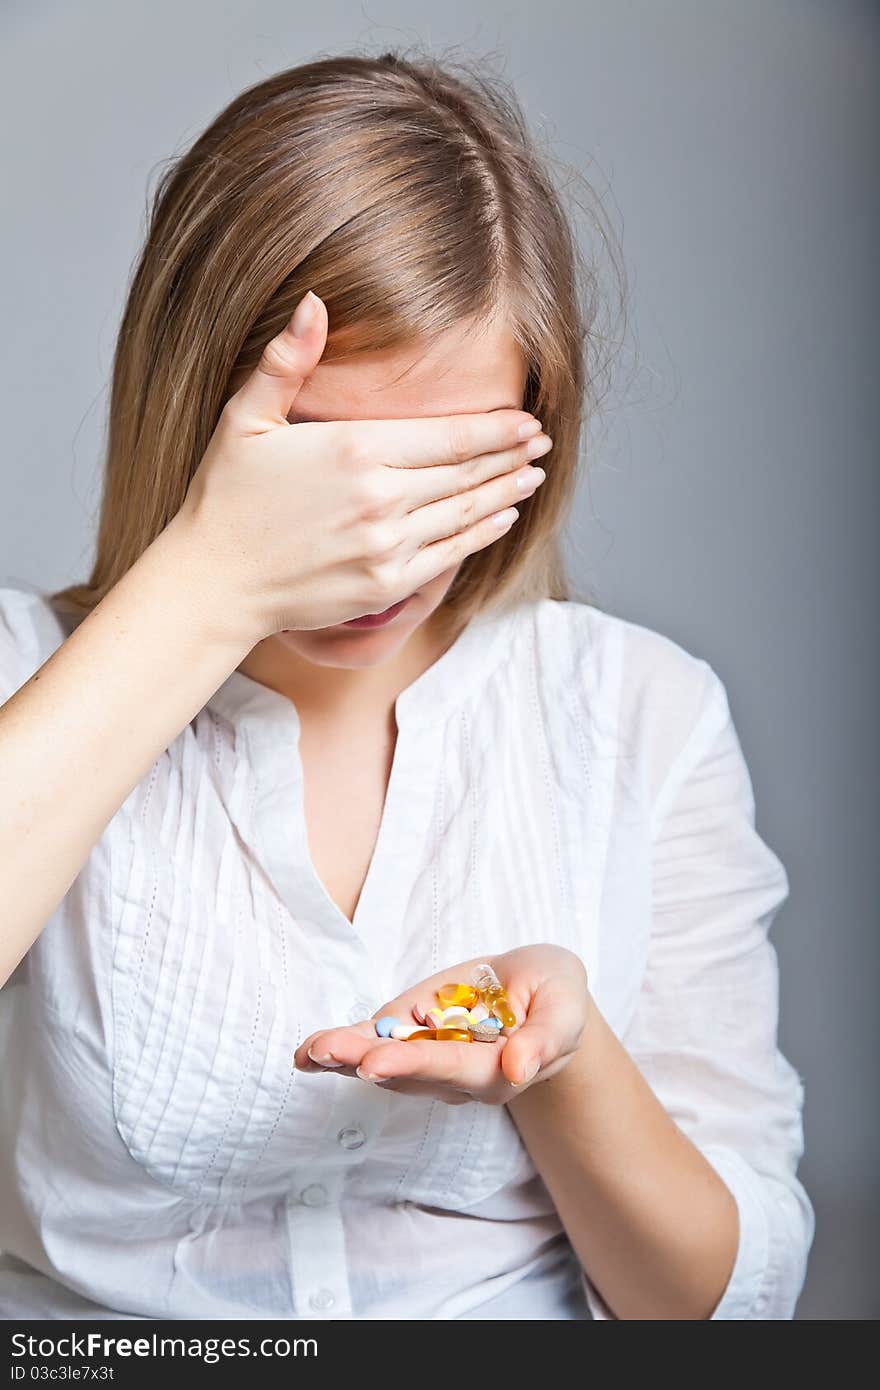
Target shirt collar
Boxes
[205,599,526,734]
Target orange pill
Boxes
[403,1029,437,1040]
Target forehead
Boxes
[289,315,527,421]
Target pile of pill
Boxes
[373,962,516,1043]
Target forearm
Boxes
[506,990,739,1319]
[0,513,254,986]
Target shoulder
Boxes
[521,597,721,713]
[518,598,730,801]
[0,584,69,703]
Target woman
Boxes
[0,51,813,1320]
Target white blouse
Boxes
[0,582,814,1320]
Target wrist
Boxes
[154,511,264,657]
[563,988,606,1086]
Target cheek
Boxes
[420,565,461,603]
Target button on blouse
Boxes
[0,584,814,1320]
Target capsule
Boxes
[402,1027,474,1042]
[436,983,480,1010]
[489,995,517,1030]
[472,962,518,1030]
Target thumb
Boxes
[500,1024,549,1089]
[500,983,582,1089]
[229,289,328,431]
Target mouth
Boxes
[341,595,414,629]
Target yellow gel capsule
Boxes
[478,986,517,1030]
[476,985,517,1030]
[491,998,517,1029]
[436,983,480,1010]
[472,962,517,1030]
[402,1027,473,1042]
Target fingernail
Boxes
[518,1058,540,1085]
[517,418,542,440]
[356,1066,383,1082]
[491,507,519,530]
[291,290,319,338]
[525,433,552,459]
[307,1047,342,1066]
[516,466,546,493]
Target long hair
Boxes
[47,47,628,643]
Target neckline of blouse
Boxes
[204,598,528,736]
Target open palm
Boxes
[293,944,590,1105]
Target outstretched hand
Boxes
[293,944,590,1105]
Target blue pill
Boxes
[483,1017,503,1030]
[375,1016,401,1037]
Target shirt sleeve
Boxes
[0,586,45,707]
[582,660,815,1320]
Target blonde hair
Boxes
[48,47,627,642]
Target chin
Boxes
[275,617,422,670]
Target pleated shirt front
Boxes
[0,585,814,1319]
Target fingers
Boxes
[294,1022,503,1092]
[357,409,542,476]
[294,1021,379,1073]
[355,1037,502,1089]
[400,505,518,589]
[406,454,549,550]
[400,431,553,514]
[390,437,551,583]
[225,290,328,432]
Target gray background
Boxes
[2,0,876,1319]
